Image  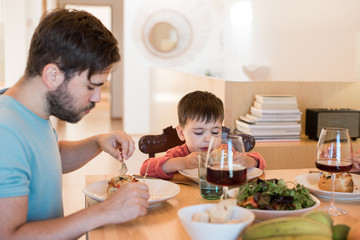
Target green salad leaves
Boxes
[236,178,315,210]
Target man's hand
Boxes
[97,131,135,160]
[99,182,150,224]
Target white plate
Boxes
[228,188,321,222]
[294,173,360,200]
[83,179,180,207]
[178,167,263,183]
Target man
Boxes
[0,8,149,239]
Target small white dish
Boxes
[294,173,360,200]
[228,189,321,222]
[178,203,255,240]
[178,167,263,183]
[83,179,180,207]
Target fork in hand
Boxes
[118,153,128,176]
[119,161,127,176]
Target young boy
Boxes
[140,91,265,179]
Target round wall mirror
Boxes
[142,9,192,59]
[134,1,211,65]
[149,22,179,53]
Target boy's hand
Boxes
[351,152,360,171]
[233,151,247,166]
[234,151,258,168]
[184,152,200,169]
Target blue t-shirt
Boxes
[0,93,63,221]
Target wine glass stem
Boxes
[222,186,228,200]
[330,173,336,209]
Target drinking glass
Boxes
[316,127,353,216]
[198,153,223,200]
[205,134,247,199]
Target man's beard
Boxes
[46,83,95,123]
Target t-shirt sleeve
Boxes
[0,126,30,198]
[140,144,189,179]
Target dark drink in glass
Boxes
[315,159,353,173]
[206,134,247,199]
[315,127,353,216]
[206,163,247,186]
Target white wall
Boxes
[123,0,221,134]
[250,0,360,82]
[3,0,360,134]
[0,0,4,85]
[124,0,360,134]
[2,0,42,87]
[3,0,26,87]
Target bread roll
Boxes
[209,199,236,223]
[191,199,236,223]
[192,212,210,223]
[318,172,354,193]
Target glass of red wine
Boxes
[316,127,353,216]
[205,134,247,200]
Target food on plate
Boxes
[318,172,354,193]
[242,210,335,240]
[236,178,315,210]
[107,175,138,198]
[191,199,238,223]
[211,145,228,158]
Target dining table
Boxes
[84,168,360,240]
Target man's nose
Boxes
[90,88,101,103]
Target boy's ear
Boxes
[42,63,64,90]
[176,125,186,141]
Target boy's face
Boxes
[176,119,222,153]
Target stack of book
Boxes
[236,94,302,142]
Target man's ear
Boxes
[42,64,64,90]
[176,125,185,141]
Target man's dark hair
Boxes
[25,8,120,81]
[177,91,224,127]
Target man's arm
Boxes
[59,130,135,173]
[0,182,149,240]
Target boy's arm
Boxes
[246,152,266,170]
[162,152,199,173]
[140,144,190,179]
[140,157,176,179]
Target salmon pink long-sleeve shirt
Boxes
[139,144,266,179]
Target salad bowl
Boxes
[229,179,321,221]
